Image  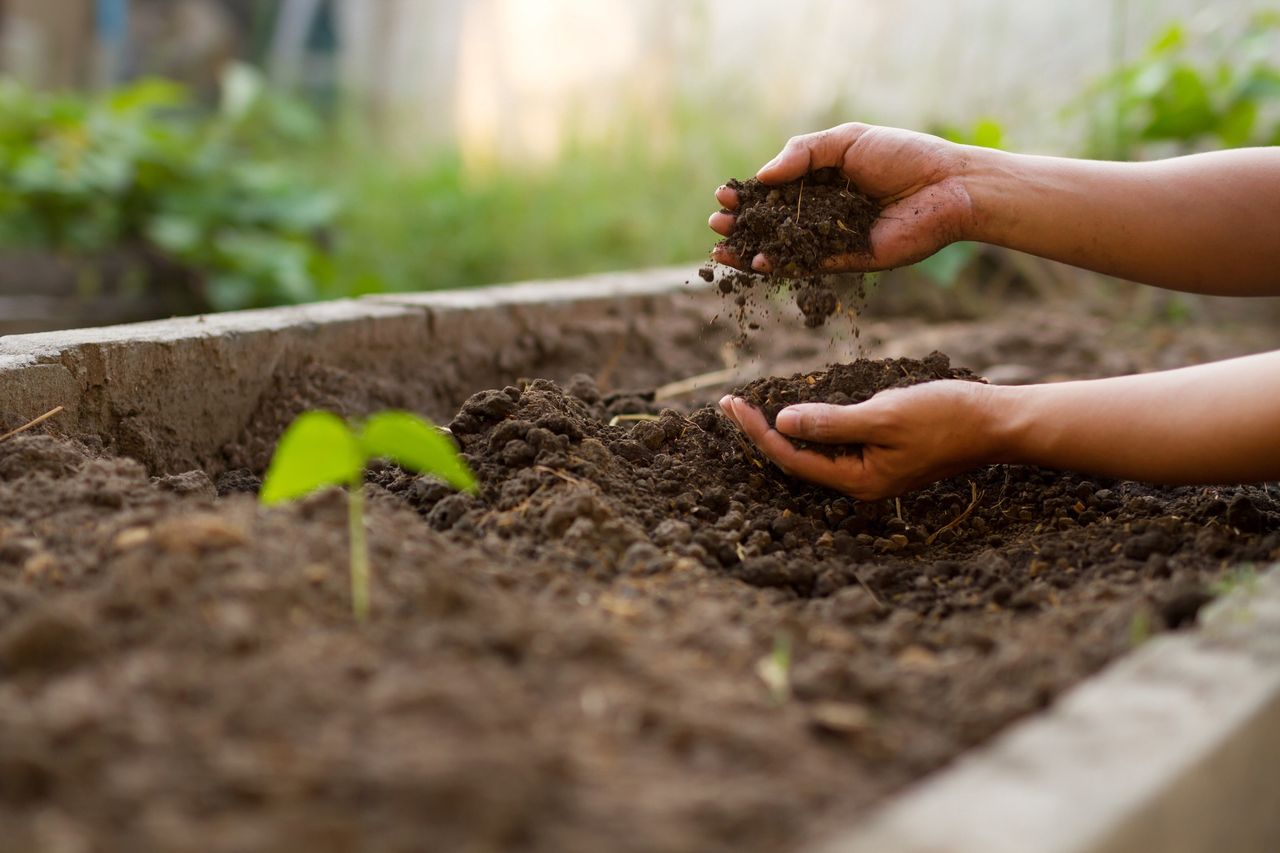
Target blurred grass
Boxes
[323,110,772,295]
[11,8,1273,311]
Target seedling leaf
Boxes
[360,411,477,493]
[260,411,363,504]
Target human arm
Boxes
[719,350,1280,500]
[709,122,1280,296]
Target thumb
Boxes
[775,402,886,445]
[756,144,811,184]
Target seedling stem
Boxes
[348,475,370,622]
[261,410,476,621]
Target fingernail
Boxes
[776,409,800,434]
[718,395,732,411]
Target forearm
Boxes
[990,351,1280,484]
[961,147,1280,296]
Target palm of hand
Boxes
[711,123,973,272]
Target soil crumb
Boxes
[735,352,983,456]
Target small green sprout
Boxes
[756,632,793,704]
[260,410,476,621]
[1211,564,1260,598]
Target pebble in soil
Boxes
[705,167,880,329]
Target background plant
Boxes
[260,410,476,621]
[1078,11,1280,160]
[0,64,339,310]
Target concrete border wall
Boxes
[0,267,706,472]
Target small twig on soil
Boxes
[732,432,765,468]
[608,413,662,426]
[925,481,983,546]
[851,569,886,609]
[534,464,589,488]
[0,406,64,444]
[895,497,903,523]
[653,367,751,401]
[795,178,805,223]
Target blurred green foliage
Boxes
[4,11,1277,314]
[0,69,764,307]
[0,65,338,310]
[1079,11,1280,159]
[327,115,763,295]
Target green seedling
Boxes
[756,632,793,704]
[260,410,476,621]
[1211,564,1260,598]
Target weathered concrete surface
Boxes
[368,265,701,311]
[811,566,1280,853]
[0,266,705,473]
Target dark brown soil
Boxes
[706,167,879,330]
[1,329,1278,850]
[735,352,982,456]
[720,168,878,278]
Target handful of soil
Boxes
[705,167,880,329]
[733,352,983,457]
[719,166,879,275]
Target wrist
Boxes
[977,382,1037,465]
[952,145,1019,244]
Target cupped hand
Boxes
[718,380,1006,500]
[708,122,976,273]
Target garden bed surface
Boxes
[0,277,1278,851]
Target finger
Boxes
[729,398,801,473]
[730,398,871,492]
[711,245,748,270]
[756,123,870,184]
[708,210,736,236]
[750,253,773,274]
[718,395,741,428]
[715,185,739,210]
[775,402,888,445]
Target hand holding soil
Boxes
[709,123,974,273]
[721,379,1003,501]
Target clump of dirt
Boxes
[721,167,878,276]
[704,167,880,330]
[734,352,983,457]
